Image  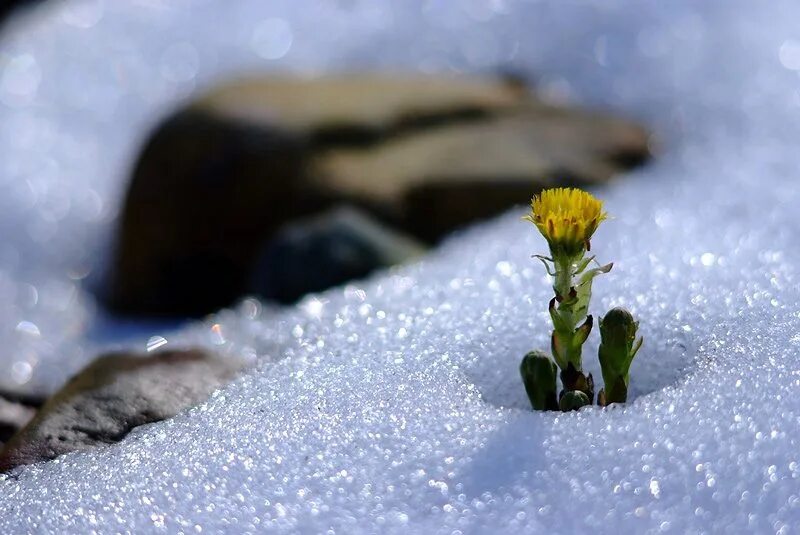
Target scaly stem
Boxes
[553,257,574,303]
[549,255,595,402]
[552,256,583,370]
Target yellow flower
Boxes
[525,187,607,257]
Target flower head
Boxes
[525,187,607,258]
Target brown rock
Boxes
[0,348,245,472]
[109,111,313,316]
[194,74,529,141]
[108,74,650,316]
[312,110,649,240]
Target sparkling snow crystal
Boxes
[2,0,800,533]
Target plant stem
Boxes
[552,256,583,370]
[553,257,573,301]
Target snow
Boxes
[1,0,800,532]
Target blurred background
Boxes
[0,0,655,324]
[2,0,653,315]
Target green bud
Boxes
[520,351,559,411]
[598,307,643,405]
[600,308,637,350]
[559,390,590,411]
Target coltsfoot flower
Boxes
[524,187,607,258]
[524,188,610,380]
[519,186,641,413]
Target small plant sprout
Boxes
[597,308,643,406]
[520,350,559,411]
[519,187,643,412]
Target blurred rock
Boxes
[250,206,426,304]
[108,75,524,317]
[109,112,313,316]
[109,74,650,316]
[314,111,649,241]
[0,348,244,472]
[193,75,528,142]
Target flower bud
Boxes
[520,351,559,411]
[559,390,590,411]
[598,307,642,405]
[600,308,637,351]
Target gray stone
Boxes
[0,348,245,472]
[249,206,426,304]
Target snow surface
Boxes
[2,0,800,532]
